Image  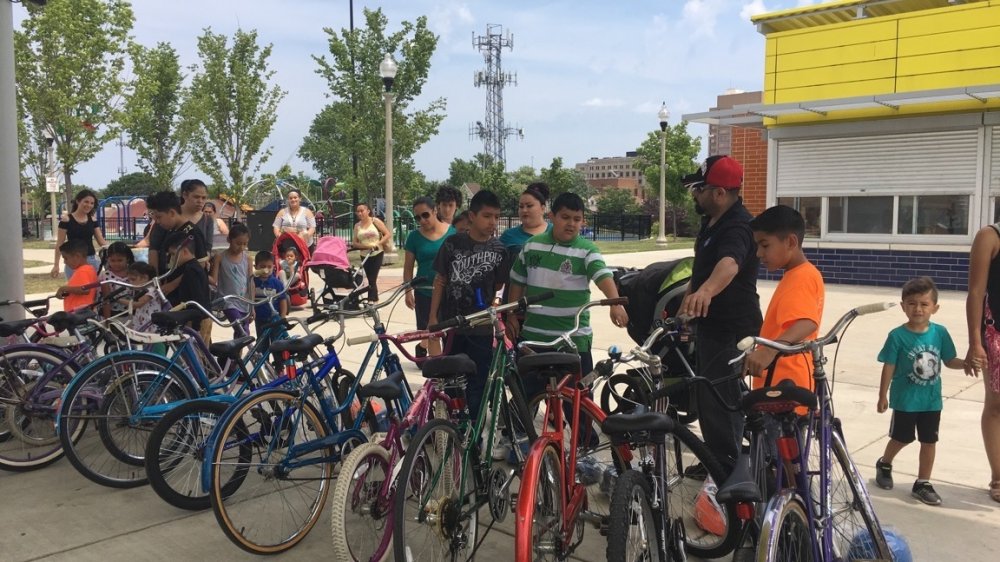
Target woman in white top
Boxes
[202,201,230,249]
[352,203,391,303]
[272,189,317,247]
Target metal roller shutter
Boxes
[775,129,979,196]
[992,126,1000,193]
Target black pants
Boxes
[695,331,746,474]
[363,252,384,302]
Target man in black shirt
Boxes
[680,155,762,472]
[163,231,212,336]
[146,190,208,275]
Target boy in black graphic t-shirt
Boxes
[429,190,512,419]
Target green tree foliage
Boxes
[14,0,135,204]
[539,157,592,201]
[596,188,641,215]
[181,28,285,206]
[634,121,702,236]
[123,42,188,190]
[445,154,518,211]
[508,165,540,189]
[299,8,445,202]
[103,171,156,198]
[447,157,482,189]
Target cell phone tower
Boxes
[470,24,523,169]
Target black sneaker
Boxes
[912,481,942,505]
[683,462,708,480]
[875,457,893,490]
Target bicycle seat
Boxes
[421,354,476,380]
[0,318,37,338]
[516,352,580,379]
[357,371,405,401]
[151,308,206,329]
[49,309,97,332]
[209,336,255,361]
[270,334,323,356]
[742,380,817,414]
[716,455,762,504]
[601,412,676,437]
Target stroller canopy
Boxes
[308,236,351,271]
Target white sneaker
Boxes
[493,436,512,461]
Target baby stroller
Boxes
[603,257,699,422]
[272,232,310,307]
[307,236,369,308]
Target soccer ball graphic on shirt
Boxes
[911,351,940,382]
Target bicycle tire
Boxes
[145,398,250,511]
[209,389,332,555]
[0,347,82,471]
[330,441,393,562]
[58,353,196,488]
[758,493,815,562]
[662,420,741,559]
[516,443,564,562]
[392,418,476,562]
[606,469,663,562]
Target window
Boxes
[828,196,893,234]
[896,195,969,235]
[776,197,821,238]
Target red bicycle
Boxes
[514,297,633,561]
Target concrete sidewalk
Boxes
[1,247,996,560]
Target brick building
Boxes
[575,152,647,203]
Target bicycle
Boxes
[513,297,637,562]
[390,293,550,562]
[200,279,420,555]
[726,303,896,561]
[600,320,738,562]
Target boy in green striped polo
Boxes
[508,192,629,388]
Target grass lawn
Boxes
[595,238,694,254]
[22,240,52,250]
[24,274,63,297]
[24,260,47,268]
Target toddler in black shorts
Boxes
[874,277,968,505]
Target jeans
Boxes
[450,333,493,421]
[519,348,600,449]
[695,331,747,474]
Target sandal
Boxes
[990,480,1000,503]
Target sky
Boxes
[15,0,821,190]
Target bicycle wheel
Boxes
[209,390,332,555]
[526,392,630,526]
[392,418,476,562]
[606,469,662,562]
[145,398,250,511]
[58,353,196,488]
[0,348,82,471]
[662,421,740,559]
[758,495,815,562]
[806,428,892,560]
[516,443,564,562]
[330,441,393,562]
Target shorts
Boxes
[888,410,940,444]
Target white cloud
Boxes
[741,0,769,20]
[582,97,626,108]
[797,0,819,6]
[680,0,727,38]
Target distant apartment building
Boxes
[574,152,646,203]
[708,89,763,156]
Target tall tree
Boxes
[596,188,641,215]
[14,0,135,204]
[634,121,701,236]
[182,28,285,205]
[123,42,188,190]
[539,157,592,201]
[103,171,156,198]
[300,8,445,202]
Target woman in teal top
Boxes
[499,182,551,257]
[404,196,455,357]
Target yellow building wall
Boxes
[763,0,1000,124]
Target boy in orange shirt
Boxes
[55,240,98,311]
[744,205,825,389]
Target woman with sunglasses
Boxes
[352,203,392,303]
[403,196,455,357]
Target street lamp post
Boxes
[379,53,398,264]
[656,102,670,245]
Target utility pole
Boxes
[470,24,522,169]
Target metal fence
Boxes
[22,212,654,245]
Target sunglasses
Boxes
[417,211,433,221]
[689,185,716,195]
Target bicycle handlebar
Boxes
[518,296,628,353]
[427,290,554,332]
[736,302,895,355]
